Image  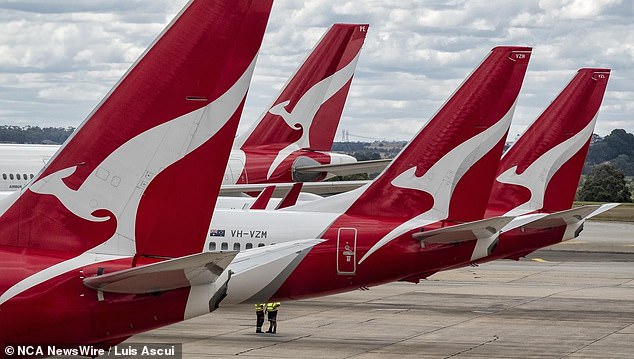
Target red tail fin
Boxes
[0,0,272,258]
[235,24,368,181]
[488,68,610,216]
[344,47,531,223]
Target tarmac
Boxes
[131,221,634,358]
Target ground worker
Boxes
[266,302,281,334]
[255,303,266,333]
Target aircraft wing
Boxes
[412,216,514,244]
[219,180,368,197]
[83,252,237,294]
[294,158,392,177]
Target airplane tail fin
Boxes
[0,0,272,258]
[488,68,610,216]
[237,23,367,150]
[334,47,531,223]
[235,24,368,181]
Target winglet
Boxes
[276,182,303,209]
[250,186,276,210]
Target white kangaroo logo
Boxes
[30,166,110,222]
[496,114,597,216]
[0,58,259,308]
[29,58,256,255]
[266,53,361,179]
[359,104,515,264]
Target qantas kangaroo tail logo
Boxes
[235,24,368,180]
[0,0,273,259]
[29,64,257,257]
[488,68,610,216]
[340,47,532,264]
[264,50,361,179]
[345,47,531,220]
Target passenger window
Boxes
[30,174,34,179]
[245,243,253,250]
[209,242,216,251]
[258,243,265,247]
[16,174,20,180]
[2,174,6,180]
[9,174,13,180]
[23,174,27,180]
[233,243,240,251]
[221,242,228,251]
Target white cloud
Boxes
[0,0,631,141]
[559,0,622,19]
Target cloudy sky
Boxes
[0,0,631,141]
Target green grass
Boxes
[573,201,634,222]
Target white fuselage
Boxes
[0,144,57,193]
[207,208,338,252]
[0,144,356,192]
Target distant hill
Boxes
[0,125,74,145]
[332,129,634,177]
[332,141,406,161]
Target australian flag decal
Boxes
[209,229,226,237]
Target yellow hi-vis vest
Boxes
[266,302,280,312]
[255,303,265,311]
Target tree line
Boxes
[0,125,74,145]
[579,129,634,202]
[585,129,634,176]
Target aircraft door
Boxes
[336,228,357,275]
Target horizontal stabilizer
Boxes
[276,182,303,209]
[295,159,391,177]
[187,239,325,315]
[586,203,620,219]
[500,213,548,232]
[219,180,368,197]
[412,216,514,244]
[83,252,237,294]
[520,205,603,230]
[224,238,324,304]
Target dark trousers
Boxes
[267,311,278,333]
[256,311,264,332]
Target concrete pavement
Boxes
[130,221,634,358]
